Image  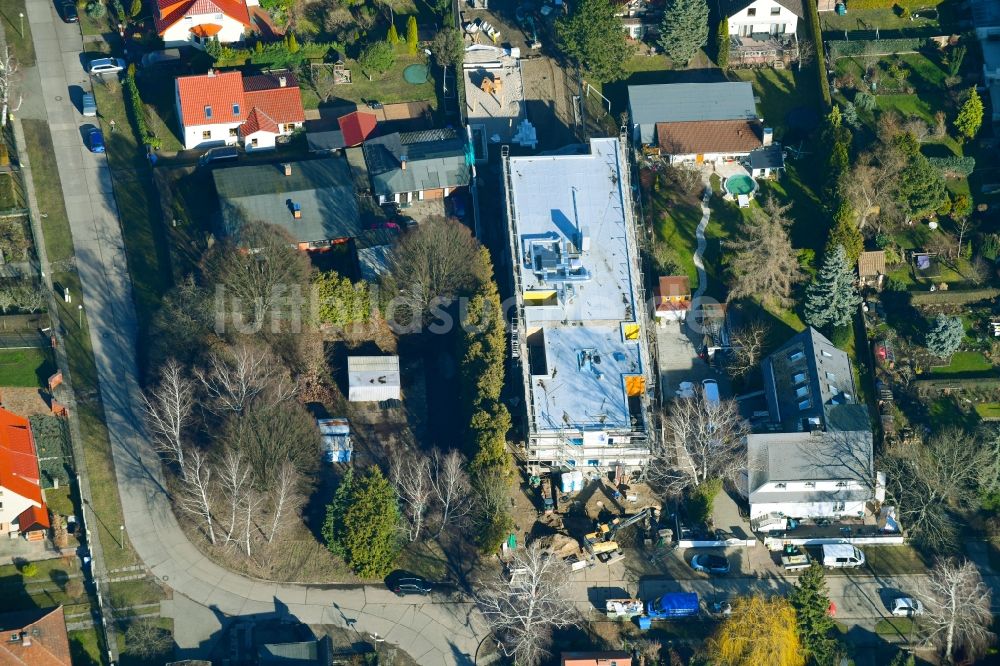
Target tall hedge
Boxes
[805,0,831,108]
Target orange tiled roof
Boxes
[0,606,71,665]
[656,119,762,156]
[155,0,251,34]
[240,107,279,136]
[176,70,246,126]
[245,87,305,124]
[190,23,223,37]
[0,407,44,509]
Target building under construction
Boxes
[502,137,653,477]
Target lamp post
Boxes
[77,304,83,327]
[119,525,124,549]
[18,12,23,38]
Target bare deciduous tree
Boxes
[177,448,216,545]
[196,343,296,415]
[241,489,266,557]
[0,46,18,127]
[725,197,804,308]
[477,542,578,665]
[839,149,906,234]
[391,450,434,542]
[223,401,319,486]
[267,460,301,543]
[217,448,251,545]
[922,559,995,663]
[648,391,749,497]
[124,618,173,659]
[142,359,195,477]
[431,448,472,536]
[726,320,770,380]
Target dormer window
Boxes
[826,371,836,380]
[836,481,848,488]
[233,103,240,116]
[775,482,786,489]
[792,372,806,384]
[798,398,811,410]
[822,350,833,358]
[805,481,816,488]
[789,351,804,362]
[795,386,809,398]
[205,105,212,119]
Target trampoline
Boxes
[403,64,429,84]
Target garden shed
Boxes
[347,356,401,402]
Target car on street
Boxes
[690,554,730,575]
[891,597,924,617]
[88,57,125,76]
[87,129,105,153]
[81,92,97,117]
[61,1,78,22]
[388,575,433,596]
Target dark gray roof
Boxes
[213,158,363,244]
[362,128,470,197]
[762,327,869,432]
[307,129,346,152]
[628,82,758,126]
[258,638,330,665]
[748,144,784,169]
[748,430,874,502]
[718,0,804,19]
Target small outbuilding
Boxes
[857,250,886,289]
[654,275,691,323]
[348,356,401,402]
[318,418,352,463]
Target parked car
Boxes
[81,92,97,117]
[198,145,239,166]
[365,99,384,110]
[88,58,125,76]
[388,576,433,596]
[822,544,865,569]
[690,554,730,575]
[60,1,78,22]
[140,48,182,69]
[645,592,699,619]
[702,378,720,405]
[87,129,105,153]
[891,597,924,617]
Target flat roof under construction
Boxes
[508,138,636,324]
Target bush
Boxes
[928,156,976,178]
[827,38,925,60]
[804,0,830,107]
[687,478,722,526]
[910,288,1000,306]
[831,324,852,349]
[19,562,38,578]
[122,71,159,149]
[30,415,71,489]
[85,1,105,18]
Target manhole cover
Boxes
[55,95,62,101]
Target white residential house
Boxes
[175,70,305,151]
[0,407,50,539]
[720,0,802,38]
[155,0,253,48]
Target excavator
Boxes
[584,506,660,561]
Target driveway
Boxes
[22,1,488,663]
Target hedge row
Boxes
[928,155,976,177]
[827,38,926,59]
[910,287,1000,305]
[123,71,160,150]
[214,41,338,69]
[838,0,937,9]
[806,0,832,107]
[915,376,1000,396]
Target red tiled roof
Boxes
[0,407,44,509]
[0,606,72,665]
[655,120,762,156]
[176,70,246,126]
[338,111,377,147]
[240,107,279,136]
[17,504,50,531]
[245,87,305,124]
[155,0,251,35]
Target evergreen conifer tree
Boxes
[406,16,418,55]
[826,203,863,264]
[658,0,709,66]
[789,564,840,665]
[804,244,860,330]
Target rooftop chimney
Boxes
[400,154,408,171]
[20,632,31,647]
[278,75,287,87]
[283,163,292,176]
[762,127,773,146]
[207,69,215,77]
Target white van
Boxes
[702,379,720,405]
[822,544,865,569]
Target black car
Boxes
[390,576,433,596]
[691,554,730,575]
[61,1,78,22]
[366,99,384,110]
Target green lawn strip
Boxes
[0,347,55,386]
[306,54,437,110]
[46,484,75,516]
[875,617,916,636]
[108,579,166,610]
[975,403,1000,420]
[651,190,702,287]
[396,540,449,580]
[0,0,34,67]
[931,350,993,375]
[69,626,105,666]
[865,545,931,576]
[733,67,822,138]
[0,171,19,209]
[0,555,80,579]
[821,4,943,34]
[136,73,184,153]
[22,121,74,264]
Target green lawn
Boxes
[23,121,74,265]
[0,172,20,210]
[45,484,75,516]
[875,617,917,637]
[108,578,166,609]
[931,351,994,375]
[0,0,34,67]
[69,627,105,666]
[821,3,944,35]
[865,545,931,576]
[117,616,174,666]
[304,54,438,110]
[136,73,184,153]
[975,403,1000,420]
[0,347,55,387]
[0,557,89,613]
[653,194,703,288]
[733,67,823,140]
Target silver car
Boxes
[88,57,125,76]
[81,92,96,117]
[891,597,924,617]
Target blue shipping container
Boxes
[646,592,699,619]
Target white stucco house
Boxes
[175,69,305,151]
[155,0,254,48]
[0,407,50,539]
[720,0,802,37]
